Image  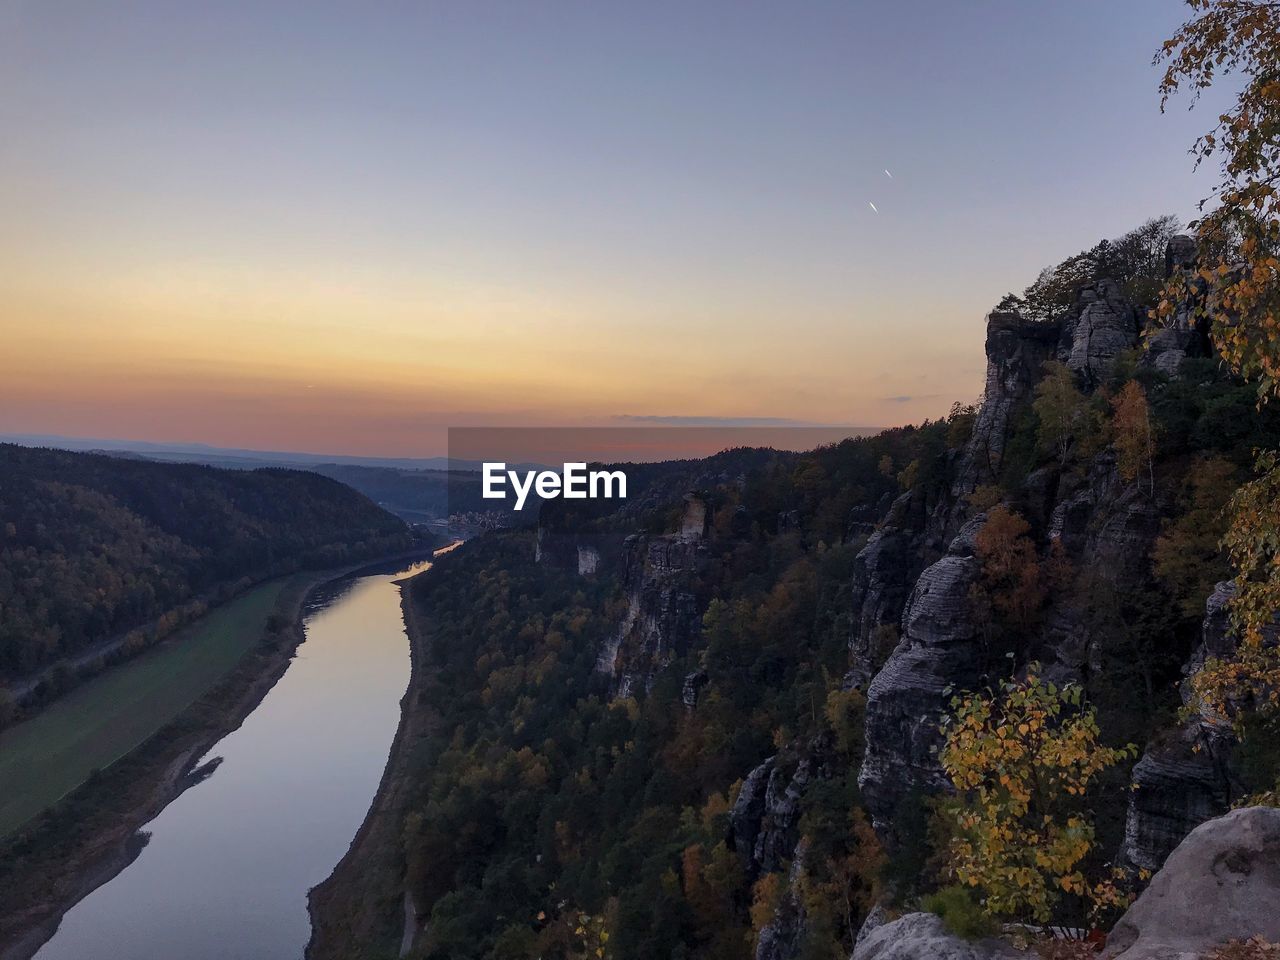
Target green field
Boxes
[0,576,302,838]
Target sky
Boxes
[0,0,1233,457]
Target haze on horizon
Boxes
[0,1,1229,457]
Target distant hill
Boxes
[0,433,462,471]
[0,444,411,680]
[0,434,500,524]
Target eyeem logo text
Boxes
[482,462,627,511]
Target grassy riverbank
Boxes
[0,575,307,839]
[0,547,438,960]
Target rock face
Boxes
[593,493,710,696]
[1145,233,1211,377]
[944,311,1062,532]
[851,913,1030,960]
[596,533,704,696]
[681,670,708,709]
[1106,807,1280,959]
[754,841,810,960]
[859,517,987,833]
[1121,582,1240,872]
[857,265,1163,845]
[730,741,836,958]
[847,489,931,687]
[1039,449,1162,680]
[1063,279,1142,389]
[729,742,831,879]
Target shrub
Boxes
[921,884,996,941]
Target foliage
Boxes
[1155,0,1280,755]
[938,669,1137,926]
[921,884,996,941]
[1109,381,1158,491]
[1190,449,1280,729]
[1156,0,1280,397]
[1208,939,1280,960]
[0,445,409,680]
[1233,712,1280,805]
[996,217,1180,322]
[1152,457,1237,618]
[1033,363,1105,468]
[392,414,980,960]
[972,507,1048,638]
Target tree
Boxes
[1193,450,1280,729]
[1110,381,1158,493]
[1155,1,1280,732]
[973,506,1045,634]
[1033,362,1103,467]
[1000,218,1180,322]
[938,668,1137,927]
[1155,2,1280,396]
[1152,457,1237,619]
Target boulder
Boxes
[1107,806,1280,959]
[851,912,1029,960]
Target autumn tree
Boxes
[996,217,1180,323]
[1155,1,1280,397]
[1155,1,1280,735]
[1110,381,1158,493]
[1153,457,1237,619]
[938,668,1137,928]
[973,506,1046,635]
[1033,362,1104,467]
[1192,451,1280,732]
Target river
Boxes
[34,553,438,960]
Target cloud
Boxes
[878,394,943,404]
[612,414,829,427]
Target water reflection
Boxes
[34,553,440,960]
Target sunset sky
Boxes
[0,1,1230,457]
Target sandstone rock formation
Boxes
[730,741,832,879]
[858,516,987,832]
[595,532,704,696]
[1107,806,1280,959]
[1144,233,1210,377]
[753,840,810,960]
[1064,280,1142,389]
[847,489,931,687]
[857,263,1172,845]
[942,311,1061,536]
[851,912,1030,960]
[1122,582,1240,872]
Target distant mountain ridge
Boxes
[0,443,412,684]
[0,433,463,471]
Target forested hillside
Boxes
[333,219,1280,960]
[0,444,411,679]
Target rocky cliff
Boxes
[857,241,1213,858]
[514,235,1254,957]
[594,496,709,697]
[851,806,1280,960]
[859,516,988,832]
[1121,581,1241,872]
